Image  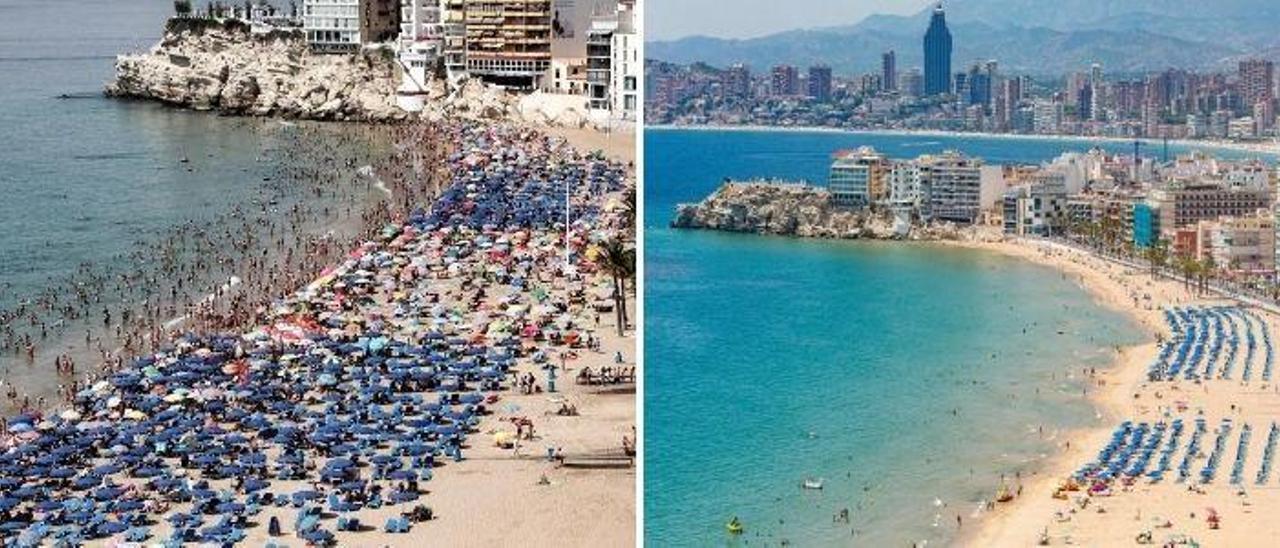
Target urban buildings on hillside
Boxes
[647,2,1280,143]
[291,0,636,117]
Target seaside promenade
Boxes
[0,121,636,547]
[966,237,1280,546]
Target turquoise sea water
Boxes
[643,129,1273,546]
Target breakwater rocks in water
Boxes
[671,182,972,241]
[106,18,404,121]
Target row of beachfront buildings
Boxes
[198,0,638,119]
[827,147,1280,280]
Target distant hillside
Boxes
[646,0,1280,75]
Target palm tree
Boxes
[1147,239,1170,280]
[1200,256,1217,294]
[1100,216,1123,257]
[622,186,637,233]
[597,238,636,337]
[1175,255,1197,293]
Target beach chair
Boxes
[125,527,150,542]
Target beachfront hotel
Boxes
[1150,183,1272,232]
[828,147,888,208]
[828,149,996,225]
[1002,171,1068,236]
[918,151,987,224]
[456,0,554,88]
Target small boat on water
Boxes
[726,517,744,534]
[802,478,824,490]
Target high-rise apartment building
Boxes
[1239,59,1275,109]
[457,0,554,87]
[882,50,897,92]
[610,0,639,119]
[920,151,983,224]
[586,15,615,110]
[725,64,751,100]
[771,65,800,97]
[808,65,833,102]
[1089,63,1104,121]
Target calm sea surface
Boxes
[643,128,1273,546]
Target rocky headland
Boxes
[106,18,604,128]
[671,182,980,241]
[106,18,407,121]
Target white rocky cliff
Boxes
[107,19,404,121]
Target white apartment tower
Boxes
[610,0,638,120]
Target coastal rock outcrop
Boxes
[107,18,619,130]
[672,182,975,241]
[107,19,404,121]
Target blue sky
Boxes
[645,0,935,41]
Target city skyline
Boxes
[647,0,1280,77]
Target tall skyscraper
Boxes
[882,50,897,92]
[808,65,833,102]
[771,64,800,97]
[923,3,952,97]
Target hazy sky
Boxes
[646,0,936,41]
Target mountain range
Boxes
[645,0,1280,76]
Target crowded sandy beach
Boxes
[0,120,636,547]
[957,236,1280,546]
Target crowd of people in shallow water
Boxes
[0,121,453,415]
[0,118,634,546]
